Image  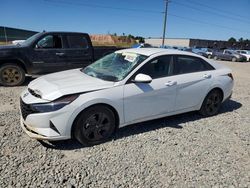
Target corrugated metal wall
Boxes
[189,39,250,50]
[0,26,37,43]
[145,38,250,50]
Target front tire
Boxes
[0,63,25,86]
[199,89,223,117]
[232,57,237,62]
[73,105,116,146]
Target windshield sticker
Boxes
[122,52,138,62]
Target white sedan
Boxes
[235,50,250,61]
[20,48,234,146]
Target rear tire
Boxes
[0,63,25,86]
[73,105,116,146]
[213,56,218,60]
[199,89,223,117]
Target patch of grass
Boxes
[0,41,11,45]
[92,41,135,48]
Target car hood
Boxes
[28,69,115,101]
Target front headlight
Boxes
[31,94,79,113]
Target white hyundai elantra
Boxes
[20,48,234,146]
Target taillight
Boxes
[227,73,234,81]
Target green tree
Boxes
[239,37,244,42]
[127,34,135,39]
[135,36,145,43]
[228,37,237,43]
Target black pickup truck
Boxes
[0,31,122,86]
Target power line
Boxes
[43,0,161,14]
[42,0,249,35]
[168,13,247,34]
[171,1,250,25]
[186,0,249,22]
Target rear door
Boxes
[63,34,93,70]
[172,55,215,111]
[224,50,233,61]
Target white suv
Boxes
[235,50,250,61]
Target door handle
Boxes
[203,74,212,79]
[83,51,89,56]
[56,52,65,56]
[165,81,177,86]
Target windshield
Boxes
[82,52,148,81]
[21,33,41,46]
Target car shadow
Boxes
[39,99,242,150]
[22,76,35,86]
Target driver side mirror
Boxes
[132,73,152,83]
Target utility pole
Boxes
[3,26,8,44]
[162,0,169,47]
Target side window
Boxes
[138,55,172,79]
[67,35,88,49]
[36,35,62,49]
[173,56,214,75]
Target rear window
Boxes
[67,35,88,49]
[173,55,214,75]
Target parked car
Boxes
[12,40,25,45]
[191,48,209,58]
[132,43,152,48]
[201,48,213,59]
[20,48,234,146]
[235,50,250,61]
[0,31,122,86]
[212,49,247,62]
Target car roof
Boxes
[116,48,198,57]
[42,31,88,35]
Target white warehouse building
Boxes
[144,38,250,50]
[145,38,190,47]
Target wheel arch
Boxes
[70,103,120,138]
[198,86,224,110]
[0,58,27,73]
[208,87,224,99]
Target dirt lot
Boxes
[0,61,250,187]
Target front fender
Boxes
[65,98,124,138]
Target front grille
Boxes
[28,88,42,98]
[20,99,38,120]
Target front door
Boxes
[123,55,177,123]
[30,34,68,74]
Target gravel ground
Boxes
[0,61,250,187]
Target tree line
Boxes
[228,37,249,43]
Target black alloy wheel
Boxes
[199,90,223,116]
[74,105,116,146]
[0,64,25,86]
